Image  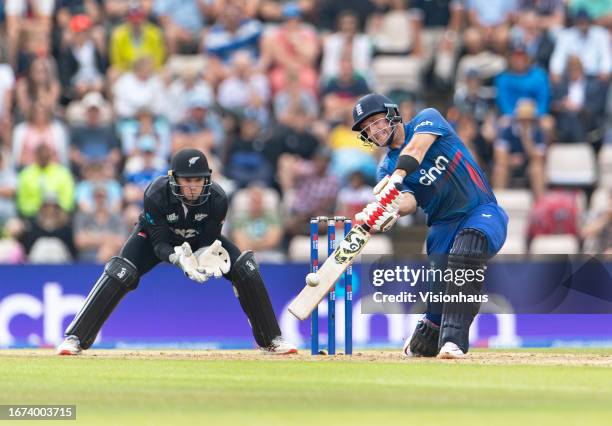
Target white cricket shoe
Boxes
[57,335,82,356]
[260,336,298,355]
[437,342,466,359]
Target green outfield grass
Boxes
[1,349,611,426]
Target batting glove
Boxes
[169,242,208,283]
[373,174,403,213]
[356,201,400,233]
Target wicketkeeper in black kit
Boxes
[58,148,297,355]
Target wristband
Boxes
[395,154,420,175]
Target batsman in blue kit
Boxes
[352,93,508,359]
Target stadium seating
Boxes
[530,234,580,254]
[546,144,597,186]
[599,144,612,188]
[288,234,393,262]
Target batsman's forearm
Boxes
[398,192,417,216]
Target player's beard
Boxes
[370,122,400,147]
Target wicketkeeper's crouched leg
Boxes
[219,236,282,349]
[63,229,158,350]
[65,256,139,349]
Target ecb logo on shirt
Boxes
[419,155,450,186]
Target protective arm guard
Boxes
[229,251,281,348]
[438,228,488,354]
[65,257,139,349]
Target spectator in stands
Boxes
[153,0,205,55]
[57,14,108,102]
[74,184,127,262]
[203,1,263,84]
[0,150,17,227]
[69,92,121,175]
[455,112,495,175]
[283,147,339,236]
[273,71,319,122]
[165,67,213,125]
[454,69,493,124]
[15,56,61,119]
[230,184,283,262]
[218,50,270,118]
[105,0,154,26]
[455,27,506,94]
[12,102,69,168]
[265,104,320,181]
[511,8,555,70]
[16,143,74,219]
[123,136,165,205]
[410,0,464,86]
[17,193,77,263]
[75,160,123,214]
[109,2,165,75]
[261,3,320,96]
[493,99,546,198]
[119,107,171,169]
[336,170,373,222]
[551,56,609,143]
[0,218,27,264]
[112,56,166,119]
[549,9,611,82]
[467,0,518,36]
[319,0,376,32]
[582,190,611,254]
[321,56,370,122]
[568,0,612,27]
[0,49,15,146]
[122,202,141,231]
[328,110,377,182]
[495,40,549,118]
[320,10,372,83]
[518,0,565,32]
[365,0,423,94]
[54,0,104,30]
[366,0,421,56]
[172,94,225,155]
[5,0,55,67]
[225,113,273,188]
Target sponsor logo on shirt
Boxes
[194,213,208,221]
[173,228,198,239]
[419,155,450,186]
[414,120,434,131]
[166,213,179,223]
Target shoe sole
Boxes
[57,349,80,356]
[261,348,299,355]
[437,351,466,359]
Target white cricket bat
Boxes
[288,224,371,320]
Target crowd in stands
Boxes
[0,0,610,264]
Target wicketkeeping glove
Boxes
[169,242,208,283]
[195,239,231,278]
[356,201,400,232]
